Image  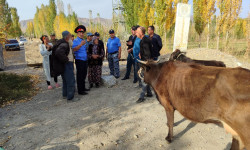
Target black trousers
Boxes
[75,59,88,94]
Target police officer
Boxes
[106,29,121,78]
[72,25,90,95]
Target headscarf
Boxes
[92,36,98,45]
[40,35,48,44]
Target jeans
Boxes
[124,53,137,81]
[108,53,120,78]
[135,62,152,99]
[62,62,75,100]
[75,59,88,94]
[140,82,152,99]
[135,61,142,86]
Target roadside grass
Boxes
[0,72,40,107]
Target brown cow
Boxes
[138,60,250,150]
[169,49,226,67]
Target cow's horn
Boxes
[137,59,147,65]
[138,67,144,80]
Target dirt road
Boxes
[0,48,249,150]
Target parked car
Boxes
[5,39,20,51]
[19,38,27,45]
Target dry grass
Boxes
[0,73,40,107]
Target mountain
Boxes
[20,17,113,32]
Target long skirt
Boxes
[88,65,102,84]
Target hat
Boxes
[94,32,100,36]
[50,33,55,36]
[87,32,94,36]
[62,31,70,38]
[74,25,86,33]
[109,29,115,34]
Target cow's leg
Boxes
[230,137,240,150]
[165,106,175,143]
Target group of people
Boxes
[39,25,106,101]
[121,25,162,103]
[39,24,162,103]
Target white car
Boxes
[19,38,28,45]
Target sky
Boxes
[7,0,250,21]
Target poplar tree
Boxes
[120,0,137,30]
[223,0,242,46]
[0,0,12,35]
[9,7,22,37]
[193,0,214,47]
[155,0,166,36]
[165,0,188,38]
[26,21,34,38]
[48,0,57,35]
[138,0,153,28]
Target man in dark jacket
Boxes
[148,26,162,60]
[50,33,58,46]
[121,26,137,83]
[53,31,77,101]
[136,26,153,103]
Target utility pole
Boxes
[112,0,125,34]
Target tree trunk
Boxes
[217,31,220,50]
[244,31,250,59]
[0,44,4,71]
[207,23,210,48]
[199,34,201,48]
[225,31,229,49]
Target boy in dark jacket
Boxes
[53,31,77,101]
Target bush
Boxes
[0,73,38,107]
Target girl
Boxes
[39,35,59,89]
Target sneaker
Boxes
[95,83,100,88]
[133,80,138,83]
[48,85,53,90]
[136,98,145,103]
[139,83,142,88]
[67,97,80,102]
[79,92,88,95]
[55,83,60,88]
[84,88,90,91]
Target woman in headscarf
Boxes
[87,36,104,88]
[39,35,59,89]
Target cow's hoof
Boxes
[165,136,172,143]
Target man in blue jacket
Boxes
[106,29,121,78]
[72,25,90,95]
[133,25,142,87]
